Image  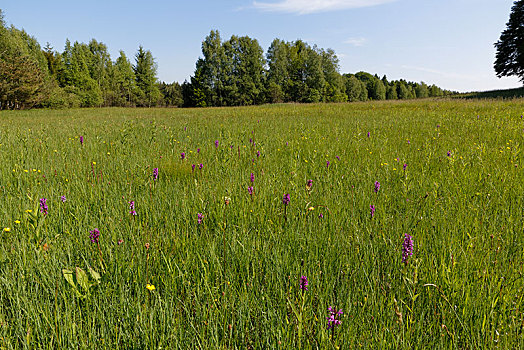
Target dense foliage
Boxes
[1,100,524,348]
[182,31,453,107]
[0,9,452,110]
[494,0,524,83]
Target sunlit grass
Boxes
[0,99,524,348]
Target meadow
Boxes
[0,99,523,349]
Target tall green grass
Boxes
[0,99,523,348]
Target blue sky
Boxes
[2,0,522,92]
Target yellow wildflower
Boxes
[3,228,10,232]
[146,284,156,291]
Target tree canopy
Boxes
[494,0,524,83]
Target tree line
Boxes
[0,10,453,110]
[182,31,453,107]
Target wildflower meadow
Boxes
[0,99,523,348]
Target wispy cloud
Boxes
[344,37,366,46]
[252,0,397,14]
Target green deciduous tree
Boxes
[371,79,386,100]
[428,84,443,97]
[287,40,314,102]
[358,81,368,101]
[355,72,385,101]
[266,39,344,103]
[197,30,228,106]
[386,83,398,100]
[0,13,50,109]
[223,35,266,105]
[343,74,363,102]
[266,39,290,102]
[188,30,267,107]
[320,48,345,102]
[415,82,429,98]
[87,39,112,104]
[397,81,411,99]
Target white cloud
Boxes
[252,0,397,14]
[344,37,366,46]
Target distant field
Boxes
[1,99,524,348]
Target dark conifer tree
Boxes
[134,46,162,107]
[494,0,524,83]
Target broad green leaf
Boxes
[63,269,83,297]
[88,266,101,284]
[62,269,76,289]
[76,267,89,292]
